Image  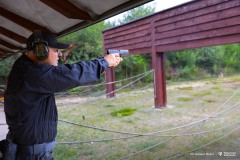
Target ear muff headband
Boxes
[32,30,49,60]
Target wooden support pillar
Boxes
[105,68,115,98]
[151,21,167,108]
[152,52,167,108]
[103,32,115,98]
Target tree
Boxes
[119,4,155,24]
[58,21,106,63]
[0,53,21,84]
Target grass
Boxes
[55,75,240,160]
[110,108,137,117]
[193,91,212,97]
[177,86,193,90]
[177,97,193,102]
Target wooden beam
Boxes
[104,35,151,49]
[0,48,14,53]
[0,7,48,31]
[40,0,93,20]
[156,34,240,52]
[0,26,27,44]
[0,39,22,50]
[58,0,151,36]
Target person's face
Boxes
[45,47,62,66]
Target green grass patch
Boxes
[204,99,216,103]
[177,97,192,102]
[110,108,137,117]
[211,86,220,90]
[67,87,84,94]
[228,77,240,82]
[104,104,115,107]
[177,86,193,90]
[193,91,211,97]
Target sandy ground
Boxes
[0,104,8,140]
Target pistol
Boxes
[107,49,129,56]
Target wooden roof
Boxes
[0,0,152,60]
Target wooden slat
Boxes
[0,48,14,53]
[0,26,27,43]
[129,47,151,54]
[155,25,240,46]
[0,7,48,31]
[155,6,240,33]
[153,0,224,22]
[104,29,151,45]
[103,18,152,36]
[40,0,93,20]
[104,23,150,39]
[156,34,240,52]
[105,41,151,50]
[154,0,240,28]
[155,16,240,40]
[0,39,22,50]
[105,35,151,48]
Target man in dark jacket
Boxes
[2,30,122,159]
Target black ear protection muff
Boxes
[32,30,49,60]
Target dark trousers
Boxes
[16,140,56,160]
[1,135,55,160]
[16,151,53,160]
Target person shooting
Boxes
[0,30,122,159]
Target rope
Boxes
[166,125,240,160]
[117,88,240,159]
[58,99,240,137]
[119,121,203,160]
[57,120,240,144]
[57,86,240,152]
[58,70,153,114]
[55,70,153,96]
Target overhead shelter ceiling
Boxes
[0,0,152,60]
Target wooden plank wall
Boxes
[103,0,240,54]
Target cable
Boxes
[118,88,240,159]
[58,135,140,144]
[55,70,153,96]
[58,99,240,137]
[119,122,202,160]
[59,70,153,114]
[166,125,240,160]
[57,120,240,144]
[56,74,240,159]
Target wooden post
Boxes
[105,68,116,98]
[151,21,167,108]
[103,33,115,98]
[153,53,167,108]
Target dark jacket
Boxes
[4,54,108,145]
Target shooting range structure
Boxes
[102,0,240,108]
